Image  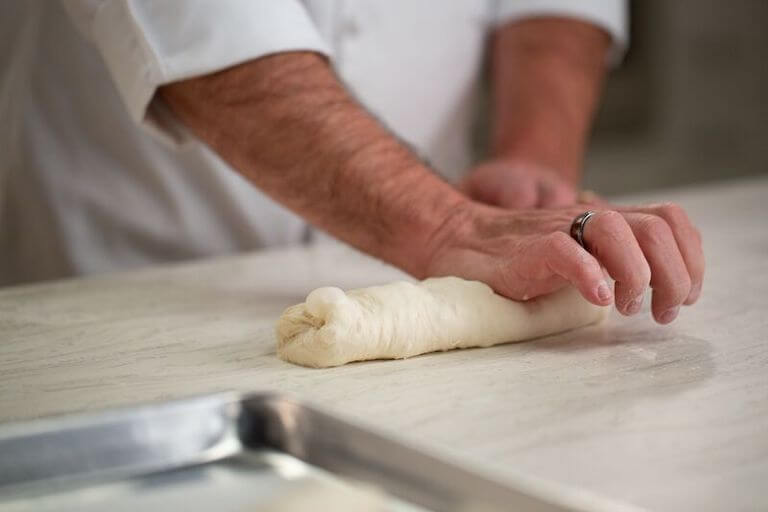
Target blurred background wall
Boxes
[584,0,768,195]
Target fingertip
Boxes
[621,293,644,316]
[683,281,702,305]
[577,252,613,307]
[655,306,680,324]
[579,279,613,307]
[596,280,613,305]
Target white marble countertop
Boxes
[1,176,766,511]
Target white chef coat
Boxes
[0,0,626,286]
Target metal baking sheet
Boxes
[0,393,574,511]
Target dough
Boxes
[276,277,608,368]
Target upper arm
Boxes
[60,0,332,140]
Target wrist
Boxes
[416,195,481,279]
[491,19,610,185]
[490,62,591,185]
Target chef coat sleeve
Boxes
[60,0,332,143]
[492,0,628,64]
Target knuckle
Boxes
[632,262,652,289]
[591,210,627,237]
[635,214,673,246]
[657,202,686,221]
[495,268,526,300]
[657,202,701,240]
[666,277,693,302]
[594,210,623,227]
[544,232,584,273]
[621,264,651,297]
[588,211,628,253]
[546,231,574,254]
[651,272,692,302]
[545,232,600,282]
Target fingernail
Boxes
[659,306,680,324]
[625,294,643,315]
[597,282,613,303]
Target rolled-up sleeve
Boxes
[492,0,628,63]
[61,0,331,130]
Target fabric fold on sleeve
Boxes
[493,0,628,64]
[62,0,331,141]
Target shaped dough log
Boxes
[276,277,609,368]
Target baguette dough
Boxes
[276,277,608,368]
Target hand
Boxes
[426,202,704,324]
[461,158,578,209]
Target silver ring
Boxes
[570,210,597,250]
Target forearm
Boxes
[490,18,611,184]
[157,52,702,323]
[159,52,465,277]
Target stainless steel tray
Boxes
[0,393,573,511]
